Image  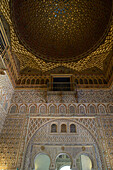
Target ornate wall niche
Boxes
[49,104,57,115]
[29,104,37,114]
[98,104,106,115]
[108,104,113,114]
[58,104,67,115]
[68,104,76,115]
[39,104,47,114]
[9,104,18,113]
[19,104,27,113]
[78,104,86,115]
[88,104,96,114]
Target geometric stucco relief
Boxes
[11,87,113,104]
[23,118,104,170]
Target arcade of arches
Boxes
[0,0,113,170]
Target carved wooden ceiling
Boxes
[0,0,113,75]
[11,0,112,62]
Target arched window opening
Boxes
[94,79,98,84]
[76,154,92,170]
[36,79,39,84]
[41,79,44,84]
[27,79,30,84]
[31,79,35,84]
[51,124,57,133]
[80,79,83,84]
[75,79,78,84]
[61,124,67,133]
[56,153,71,170]
[34,154,50,170]
[98,79,102,84]
[89,79,93,84]
[70,124,76,133]
[84,79,88,84]
[17,79,21,85]
[22,79,26,84]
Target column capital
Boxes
[49,164,55,170]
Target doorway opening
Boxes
[55,153,72,170]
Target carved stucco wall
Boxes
[23,118,102,170]
[11,87,113,104]
[0,86,113,169]
[0,72,14,132]
[97,117,113,169]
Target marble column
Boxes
[71,168,78,170]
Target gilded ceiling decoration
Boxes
[0,0,113,73]
[11,0,112,62]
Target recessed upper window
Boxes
[51,124,57,133]
[61,124,67,133]
[70,124,76,133]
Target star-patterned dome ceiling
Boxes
[10,0,112,62]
